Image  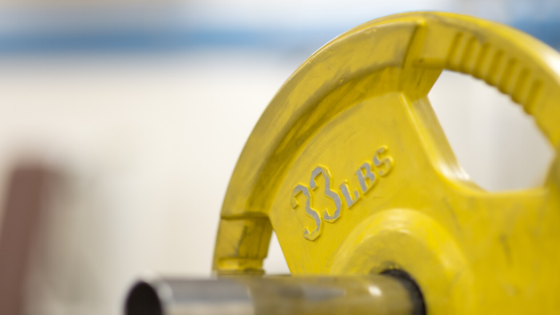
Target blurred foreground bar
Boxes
[0,164,54,315]
[125,274,424,315]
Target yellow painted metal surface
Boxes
[213,12,560,314]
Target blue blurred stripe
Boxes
[0,10,557,55]
[0,28,346,55]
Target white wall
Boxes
[0,51,295,315]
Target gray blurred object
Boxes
[125,274,424,315]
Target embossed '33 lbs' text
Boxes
[291,146,394,241]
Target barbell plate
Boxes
[213,11,560,315]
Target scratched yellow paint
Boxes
[213,12,560,314]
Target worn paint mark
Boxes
[500,234,513,266]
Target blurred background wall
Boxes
[0,0,557,314]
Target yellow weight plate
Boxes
[213,12,560,314]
